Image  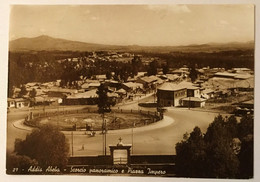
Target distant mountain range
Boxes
[9,35,254,53]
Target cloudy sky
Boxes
[9,5,254,46]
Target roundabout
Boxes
[25,111,158,131]
[8,101,224,156]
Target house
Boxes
[25,82,40,88]
[234,74,253,80]
[7,98,29,108]
[214,72,237,79]
[179,82,200,98]
[88,82,101,89]
[137,75,159,89]
[105,80,121,89]
[107,92,119,105]
[47,88,77,98]
[166,74,180,82]
[64,89,119,105]
[182,97,206,108]
[41,82,54,88]
[95,75,106,82]
[7,98,16,108]
[239,99,254,109]
[177,81,200,98]
[171,69,189,77]
[157,82,187,107]
[33,96,57,106]
[201,89,215,99]
[64,89,98,105]
[115,88,127,98]
[122,82,143,92]
[230,79,254,92]
[157,81,202,107]
[81,83,90,90]
[234,99,254,116]
[232,68,251,74]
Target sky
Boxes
[9,4,255,46]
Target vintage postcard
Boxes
[5,4,255,179]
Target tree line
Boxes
[140,49,254,70]
[175,114,253,179]
[8,49,254,97]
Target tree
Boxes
[175,127,207,177]
[162,63,169,74]
[238,115,253,139]
[6,152,38,174]
[18,84,27,98]
[29,88,37,107]
[204,115,239,178]
[175,115,241,178]
[96,84,112,155]
[189,65,198,83]
[147,60,158,76]
[14,125,70,169]
[239,134,253,178]
[8,86,15,98]
[96,83,112,113]
[106,71,112,80]
[131,56,142,76]
[29,88,37,98]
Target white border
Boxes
[0,0,259,182]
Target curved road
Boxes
[7,103,226,156]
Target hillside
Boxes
[9,35,254,52]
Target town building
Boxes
[7,98,29,108]
[157,81,203,107]
[47,88,77,98]
[136,76,158,89]
[182,97,206,108]
[122,82,143,93]
[64,89,98,105]
[201,89,215,99]
[214,72,237,79]
[157,82,187,107]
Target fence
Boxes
[24,108,163,130]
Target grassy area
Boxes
[26,112,155,131]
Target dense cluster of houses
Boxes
[157,67,254,108]
[7,66,254,110]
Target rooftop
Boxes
[158,81,199,91]
[123,82,143,89]
[48,88,77,93]
[67,89,98,99]
[139,76,158,83]
[158,82,186,91]
[214,72,237,78]
[182,97,206,102]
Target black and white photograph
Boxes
[4,2,256,180]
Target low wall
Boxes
[24,108,163,130]
[66,155,176,176]
[68,155,176,166]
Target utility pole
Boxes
[102,113,104,155]
[105,118,107,156]
[102,113,107,156]
[132,122,135,154]
[189,96,190,110]
[71,131,74,156]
